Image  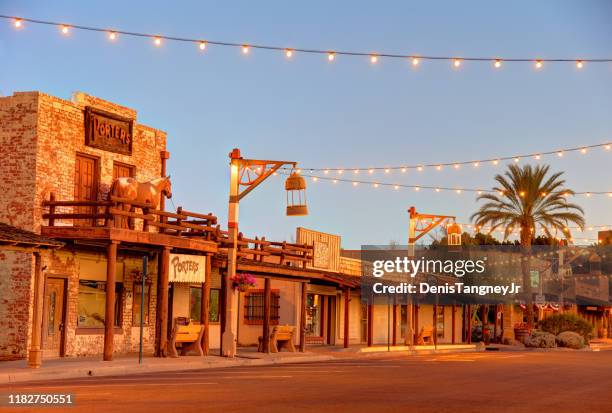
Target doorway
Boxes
[42,278,66,358]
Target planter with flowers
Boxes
[231,273,256,292]
[514,322,531,343]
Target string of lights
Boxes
[279,171,612,197]
[284,141,612,173]
[4,15,612,69]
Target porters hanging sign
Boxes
[84,107,133,155]
[169,253,206,283]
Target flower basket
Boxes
[514,322,531,343]
[231,273,256,292]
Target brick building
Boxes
[0,91,172,360]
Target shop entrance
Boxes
[42,278,66,358]
[305,293,336,344]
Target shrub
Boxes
[556,331,585,349]
[524,331,556,348]
[538,313,593,343]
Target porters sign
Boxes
[169,254,206,283]
[84,107,133,155]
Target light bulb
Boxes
[324,170,329,174]
[557,151,564,157]
[60,25,69,35]
[580,148,587,154]
[412,57,420,66]
[328,52,335,61]
[534,154,541,160]
[285,49,293,58]
[417,166,423,172]
[535,60,543,69]
[108,32,117,41]
[514,157,520,162]
[453,59,461,68]
[154,37,162,46]
[368,169,374,174]
[494,59,502,68]
[199,41,207,50]
[242,45,249,54]
[14,19,22,28]
[576,60,583,69]
[436,165,442,171]
[370,55,378,64]
[473,162,479,167]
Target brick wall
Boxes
[0,91,167,359]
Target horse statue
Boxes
[109,176,172,229]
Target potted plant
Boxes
[514,322,531,343]
[230,273,256,292]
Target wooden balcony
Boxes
[41,194,218,253]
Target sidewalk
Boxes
[0,350,333,385]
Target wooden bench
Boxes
[258,325,296,353]
[168,319,205,357]
[416,327,433,345]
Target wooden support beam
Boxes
[452,304,456,344]
[158,247,170,357]
[201,254,211,355]
[28,252,44,368]
[104,241,119,361]
[433,305,438,347]
[262,278,271,354]
[414,304,420,345]
[344,288,350,349]
[467,305,472,344]
[392,302,397,346]
[299,282,307,352]
[367,304,373,347]
[406,302,414,346]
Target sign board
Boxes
[535,294,546,306]
[296,227,341,272]
[84,106,133,155]
[169,254,206,283]
[530,270,540,288]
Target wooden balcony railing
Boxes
[42,193,218,239]
[42,193,313,266]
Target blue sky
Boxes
[1,1,611,247]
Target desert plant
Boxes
[539,313,593,342]
[524,331,556,348]
[471,164,585,327]
[556,331,585,349]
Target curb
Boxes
[1,355,335,385]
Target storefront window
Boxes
[306,294,322,336]
[189,287,201,321]
[244,290,280,325]
[436,306,445,340]
[209,288,220,323]
[189,287,221,323]
[77,280,123,328]
[132,283,150,326]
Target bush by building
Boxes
[538,313,593,343]
[556,331,585,349]
[524,331,557,348]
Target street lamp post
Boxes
[222,148,306,357]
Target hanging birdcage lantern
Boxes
[285,171,308,216]
[447,220,462,247]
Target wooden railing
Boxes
[42,193,313,266]
[42,193,218,239]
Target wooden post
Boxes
[343,288,350,349]
[48,193,56,227]
[262,278,271,353]
[433,305,438,346]
[28,252,44,368]
[158,247,170,357]
[367,304,373,347]
[467,305,472,344]
[414,304,420,344]
[392,301,397,346]
[299,282,307,352]
[405,302,414,346]
[201,254,211,355]
[159,151,170,234]
[452,304,456,344]
[103,241,119,361]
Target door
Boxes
[113,162,134,180]
[43,278,66,358]
[326,296,336,345]
[74,154,99,226]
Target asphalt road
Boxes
[1,351,611,413]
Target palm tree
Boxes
[471,164,585,327]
